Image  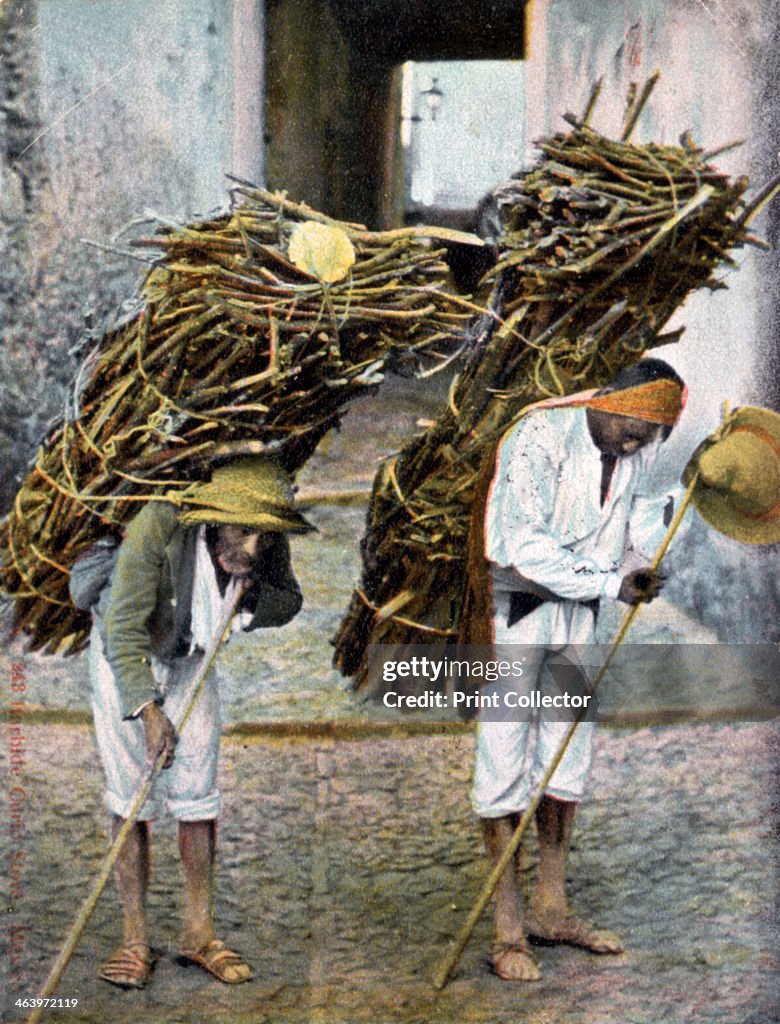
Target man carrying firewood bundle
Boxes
[70,456,313,990]
[469,357,687,981]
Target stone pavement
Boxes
[2,718,778,1024]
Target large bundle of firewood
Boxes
[0,185,478,654]
[334,79,777,687]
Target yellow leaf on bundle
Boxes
[288,220,356,283]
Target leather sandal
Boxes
[490,939,541,982]
[98,942,155,989]
[178,938,253,984]
[525,912,625,953]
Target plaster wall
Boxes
[36,0,241,222]
[3,0,777,639]
[524,0,772,455]
[523,0,779,641]
[0,1,266,506]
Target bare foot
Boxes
[490,940,541,981]
[525,908,624,954]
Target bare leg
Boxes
[529,795,575,920]
[482,816,540,981]
[97,816,154,988]
[111,815,150,947]
[178,819,252,983]
[526,796,624,953]
[178,819,217,952]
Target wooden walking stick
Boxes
[432,473,699,990]
[26,580,247,1024]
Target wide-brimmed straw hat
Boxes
[174,456,314,533]
[683,406,780,545]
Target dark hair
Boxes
[609,357,685,390]
[608,358,685,440]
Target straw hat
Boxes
[175,457,314,533]
[683,406,780,545]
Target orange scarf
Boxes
[521,378,686,426]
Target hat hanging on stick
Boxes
[173,456,315,533]
[683,406,780,545]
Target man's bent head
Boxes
[587,358,686,457]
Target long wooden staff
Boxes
[432,473,699,990]
[27,581,247,1024]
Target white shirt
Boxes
[485,406,681,603]
[190,527,252,651]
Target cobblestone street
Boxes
[2,718,778,1024]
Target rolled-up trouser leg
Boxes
[88,628,222,822]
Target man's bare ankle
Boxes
[180,926,216,952]
[122,928,148,949]
[495,928,525,948]
[527,898,569,924]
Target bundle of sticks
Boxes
[334,78,777,689]
[0,185,478,655]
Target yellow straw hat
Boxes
[174,457,314,533]
[683,406,780,545]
